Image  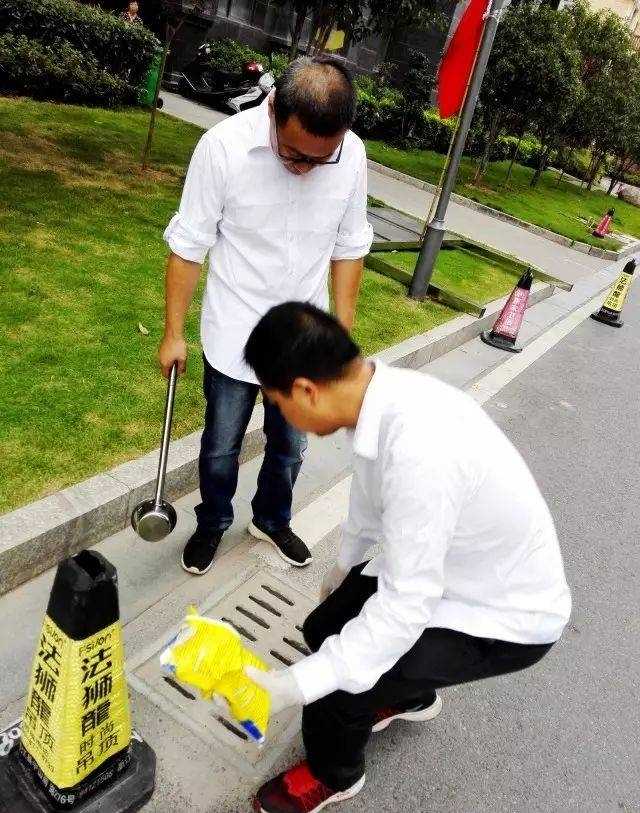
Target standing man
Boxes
[241,302,572,813]
[160,58,373,575]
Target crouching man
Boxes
[241,302,571,813]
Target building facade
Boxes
[166,0,458,78]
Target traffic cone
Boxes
[592,208,614,238]
[0,551,155,812]
[590,259,636,328]
[481,268,534,353]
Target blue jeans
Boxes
[194,357,307,534]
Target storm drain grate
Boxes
[133,570,315,766]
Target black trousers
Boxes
[301,563,554,791]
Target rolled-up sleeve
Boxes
[331,145,374,261]
[163,132,227,264]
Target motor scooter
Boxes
[177,44,265,107]
[226,71,275,114]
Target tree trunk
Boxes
[530,142,553,188]
[314,19,334,54]
[473,112,501,184]
[556,146,574,187]
[141,34,171,170]
[607,157,632,195]
[586,153,603,191]
[289,7,308,60]
[503,133,523,186]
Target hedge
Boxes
[201,38,290,80]
[0,0,159,92]
[353,74,404,140]
[0,34,139,107]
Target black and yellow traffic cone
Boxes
[591,259,636,328]
[481,268,534,353]
[0,551,155,811]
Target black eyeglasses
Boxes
[273,122,343,167]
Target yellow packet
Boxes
[160,607,270,743]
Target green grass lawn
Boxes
[366,140,640,251]
[0,97,469,514]
[382,246,521,305]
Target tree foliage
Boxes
[470,0,640,191]
[476,2,581,185]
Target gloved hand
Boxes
[320,563,348,602]
[244,666,304,715]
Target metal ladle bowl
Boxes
[131,363,179,542]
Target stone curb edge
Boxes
[368,159,640,262]
[1,278,606,596]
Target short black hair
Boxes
[244,302,361,393]
[273,56,356,137]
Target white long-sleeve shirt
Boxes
[164,97,373,384]
[291,363,572,704]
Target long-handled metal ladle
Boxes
[131,363,178,542]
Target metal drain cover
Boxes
[133,570,315,768]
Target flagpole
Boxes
[409,0,508,300]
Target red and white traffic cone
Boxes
[481,269,534,353]
[592,208,614,238]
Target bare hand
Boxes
[158,333,187,378]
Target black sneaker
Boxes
[181,528,223,575]
[248,521,312,567]
[371,692,443,733]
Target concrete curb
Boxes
[1,262,622,597]
[368,159,640,262]
[0,284,558,596]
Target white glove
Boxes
[320,563,348,602]
[244,665,304,715]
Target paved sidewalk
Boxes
[161,92,609,287]
[161,90,228,131]
[367,171,606,285]
[0,267,623,812]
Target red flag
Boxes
[437,0,490,119]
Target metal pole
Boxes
[154,363,177,507]
[409,0,508,300]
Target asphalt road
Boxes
[341,278,640,812]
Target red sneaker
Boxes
[372,693,443,733]
[254,761,365,813]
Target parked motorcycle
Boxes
[226,71,275,114]
[177,43,265,107]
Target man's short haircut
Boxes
[244,302,361,393]
[273,56,356,137]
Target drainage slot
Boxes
[249,595,282,617]
[283,637,311,656]
[270,650,293,667]
[212,713,248,741]
[221,617,257,642]
[237,606,270,629]
[163,676,196,701]
[261,584,295,606]
[295,625,304,633]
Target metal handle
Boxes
[154,363,178,507]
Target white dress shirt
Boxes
[291,363,572,704]
[164,98,374,384]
